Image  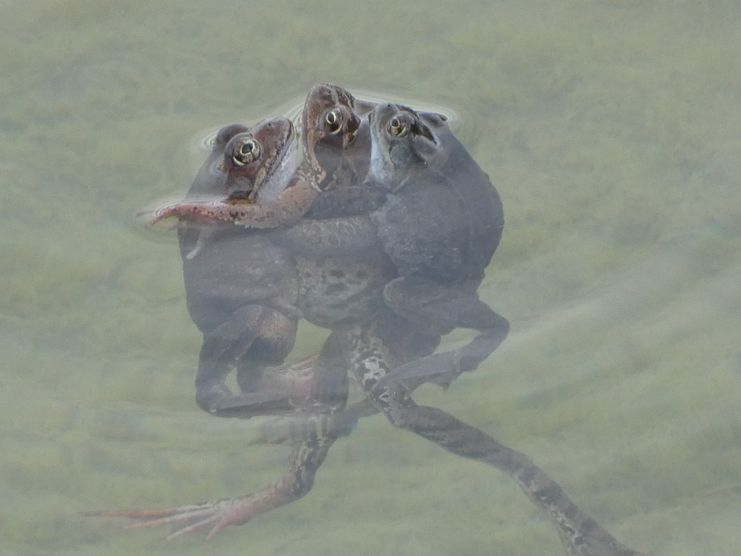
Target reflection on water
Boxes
[1,2,740,555]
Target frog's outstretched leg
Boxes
[86,434,338,540]
[348,323,643,556]
[89,337,349,539]
[379,276,509,388]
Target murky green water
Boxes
[2,2,740,555]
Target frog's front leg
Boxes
[305,184,386,218]
[144,168,322,230]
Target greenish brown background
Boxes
[2,1,740,554]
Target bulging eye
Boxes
[388,117,409,137]
[232,137,261,166]
[324,109,343,134]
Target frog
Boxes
[153,84,391,418]
[214,84,425,414]
[91,87,644,555]
[88,85,441,537]
[363,103,511,388]
[200,100,637,555]
[174,117,318,417]
[146,89,508,407]
[145,85,378,230]
[278,102,511,389]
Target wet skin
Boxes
[365,103,511,387]
[93,86,643,555]
[90,84,442,535]
[258,102,640,555]
[145,93,508,402]
[175,118,310,416]
[171,86,391,418]
[281,103,511,388]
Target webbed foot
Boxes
[86,495,268,540]
[87,437,336,541]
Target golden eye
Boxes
[388,117,408,137]
[232,138,261,166]
[324,109,343,134]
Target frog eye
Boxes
[324,109,343,134]
[388,117,409,137]
[232,137,261,166]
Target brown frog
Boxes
[175,118,313,416]
[163,85,386,418]
[92,86,644,556]
[90,84,440,538]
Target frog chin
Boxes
[255,133,299,202]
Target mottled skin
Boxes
[281,103,511,387]
[221,99,640,554]
[93,86,643,555]
[90,84,439,536]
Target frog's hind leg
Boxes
[347,324,644,556]
[381,276,509,388]
[87,435,339,540]
[218,328,351,419]
[89,337,351,540]
[195,304,299,417]
[383,276,503,334]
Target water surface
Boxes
[1,2,740,555]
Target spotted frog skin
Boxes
[280,102,511,387]
[95,86,643,556]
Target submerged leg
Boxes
[254,313,440,445]
[256,399,377,445]
[89,337,350,539]
[195,304,299,417]
[383,276,501,334]
[87,435,338,540]
[381,276,509,388]
[347,323,643,556]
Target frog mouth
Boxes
[256,125,299,203]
